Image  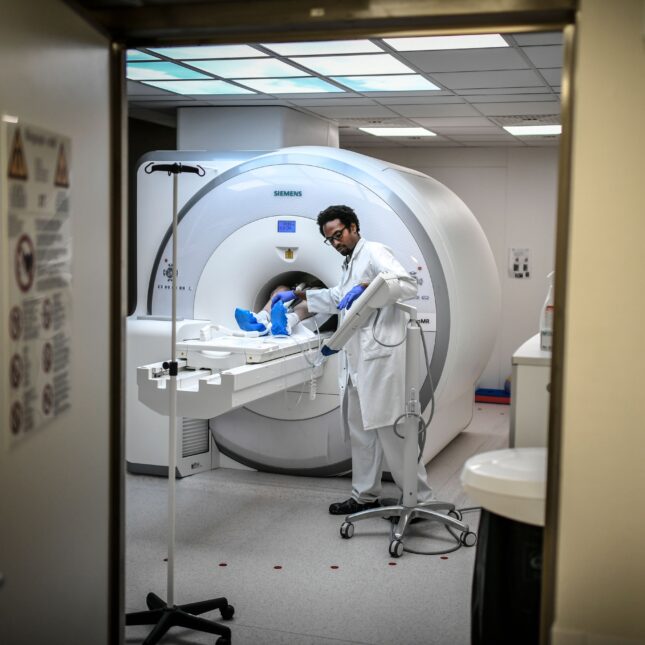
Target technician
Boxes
[272,205,435,515]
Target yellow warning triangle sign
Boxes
[8,128,28,180]
[54,143,69,188]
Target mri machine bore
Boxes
[126,146,500,478]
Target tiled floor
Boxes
[125,403,509,645]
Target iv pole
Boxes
[126,163,235,645]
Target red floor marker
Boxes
[440,556,449,560]
[388,562,397,566]
[330,565,339,570]
[273,565,282,570]
[218,563,228,567]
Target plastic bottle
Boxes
[539,271,555,351]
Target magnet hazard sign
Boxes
[14,233,35,293]
[2,119,72,449]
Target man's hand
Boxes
[271,290,297,306]
[337,284,366,310]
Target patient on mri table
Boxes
[235,285,314,337]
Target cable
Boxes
[371,308,406,348]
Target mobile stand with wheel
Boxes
[337,302,478,557]
[125,163,234,644]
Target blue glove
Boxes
[321,345,338,356]
[337,284,366,310]
[270,301,290,336]
[271,290,297,306]
[234,308,267,333]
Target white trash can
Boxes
[461,448,547,645]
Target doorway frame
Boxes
[102,2,578,643]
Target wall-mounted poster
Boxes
[1,117,72,449]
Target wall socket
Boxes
[509,247,531,279]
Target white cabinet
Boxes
[510,334,551,448]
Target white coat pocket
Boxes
[358,327,391,361]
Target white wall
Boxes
[0,2,111,644]
[346,145,559,389]
[178,106,339,150]
[552,1,645,643]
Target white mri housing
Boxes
[126,146,500,477]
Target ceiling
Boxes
[127,31,563,148]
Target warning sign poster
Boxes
[1,120,72,449]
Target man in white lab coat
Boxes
[272,205,434,514]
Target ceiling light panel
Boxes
[360,127,436,137]
[189,58,305,78]
[127,50,159,62]
[234,77,344,94]
[332,75,439,92]
[148,45,266,59]
[504,125,562,135]
[141,80,256,95]
[262,40,382,56]
[384,34,508,51]
[127,62,211,81]
[291,54,413,76]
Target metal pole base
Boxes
[126,592,234,645]
[339,501,477,557]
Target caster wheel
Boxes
[220,604,235,620]
[215,637,230,645]
[340,521,354,539]
[448,509,462,521]
[460,531,477,547]
[389,539,404,558]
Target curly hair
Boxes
[316,205,360,236]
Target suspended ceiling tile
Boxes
[400,138,457,146]
[430,69,544,89]
[131,100,198,108]
[523,139,560,146]
[305,105,400,118]
[448,134,516,141]
[410,116,493,127]
[206,99,288,106]
[522,45,563,68]
[346,90,454,98]
[454,86,548,95]
[462,93,557,103]
[288,97,374,106]
[375,96,464,105]
[127,81,171,96]
[128,95,196,102]
[512,32,563,46]
[391,103,480,117]
[539,68,562,85]
[399,48,529,73]
[474,101,561,116]
[429,126,505,135]
[343,139,399,147]
[466,140,525,146]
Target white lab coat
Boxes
[306,238,417,431]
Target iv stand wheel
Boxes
[340,522,354,539]
[220,604,235,620]
[389,539,404,558]
[216,637,231,645]
[448,509,462,521]
[460,531,478,547]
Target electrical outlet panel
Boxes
[509,247,530,279]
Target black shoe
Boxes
[329,498,380,515]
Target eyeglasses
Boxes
[323,226,348,245]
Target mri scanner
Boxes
[126,146,500,478]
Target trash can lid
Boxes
[461,448,547,500]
